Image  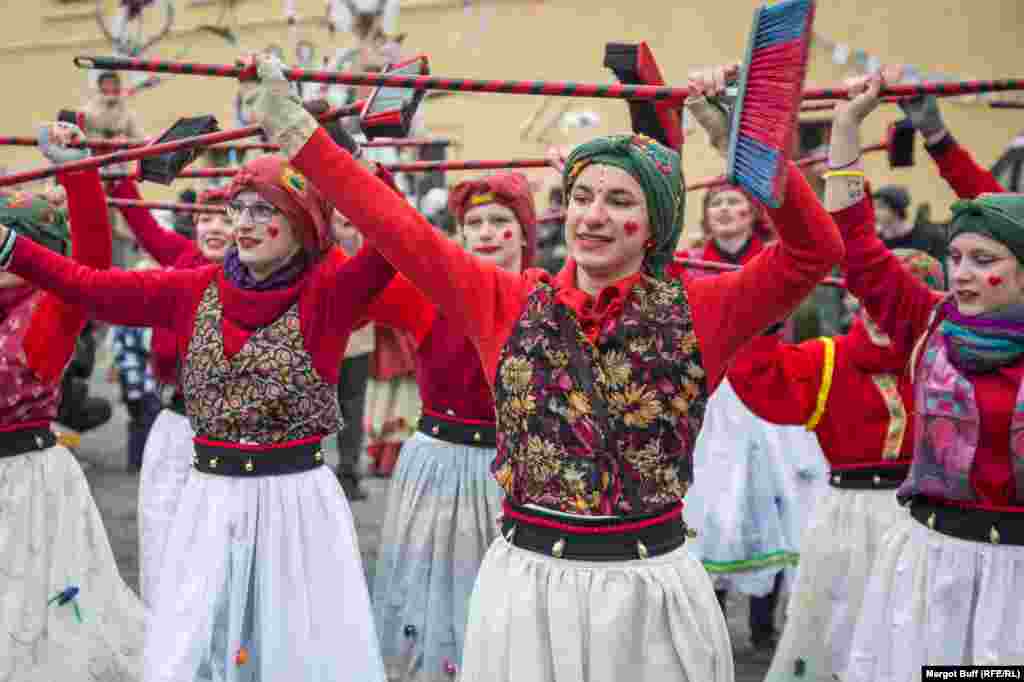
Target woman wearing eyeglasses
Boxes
[0,151,419,681]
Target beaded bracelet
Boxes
[822,170,866,180]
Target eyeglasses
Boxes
[225,201,281,225]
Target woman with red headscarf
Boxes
[371,171,536,681]
[0,151,418,681]
[107,179,236,608]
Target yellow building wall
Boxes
[1,0,1020,240]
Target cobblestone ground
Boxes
[79,379,778,681]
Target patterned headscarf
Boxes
[563,134,684,279]
[948,193,1024,264]
[892,248,944,290]
[0,190,70,256]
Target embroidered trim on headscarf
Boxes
[469,191,495,206]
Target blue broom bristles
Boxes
[726,0,816,208]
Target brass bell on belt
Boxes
[552,538,566,558]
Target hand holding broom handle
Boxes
[0,102,362,189]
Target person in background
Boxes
[108,260,162,471]
[334,209,374,500]
[873,184,947,263]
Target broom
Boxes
[726,0,816,206]
[603,42,684,151]
[107,198,227,214]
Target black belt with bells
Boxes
[192,437,325,477]
[418,411,496,447]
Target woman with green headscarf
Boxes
[824,73,1024,679]
[242,55,844,681]
[0,123,145,681]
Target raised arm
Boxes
[899,96,1004,199]
[292,129,529,367]
[23,167,114,383]
[727,334,828,428]
[362,272,437,345]
[686,161,844,391]
[826,73,944,351]
[0,225,197,329]
[926,133,1005,198]
[110,178,200,266]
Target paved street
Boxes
[78,378,777,680]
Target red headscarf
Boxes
[448,172,537,268]
[226,155,333,256]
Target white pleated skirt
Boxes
[686,379,827,596]
[0,444,144,682]
[372,431,503,681]
[847,512,1024,681]
[143,463,386,682]
[137,408,196,607]
[764,486,907,681]
[459,536,735,682]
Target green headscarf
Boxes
[562,134,684,279]
[0,190,70,256]
[948,193,1024,263]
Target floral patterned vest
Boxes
[901,316,1024,503]
[492,276,708,516]
[180,283,339,444]
[0,291,62,425]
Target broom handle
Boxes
[75,56,699,102]
[75,57,1024,104]
[801,96,906,112]
[0,103,362,188]
[0,135,450,152]
[679,258,847,288]
[100,140,890,182]
[805,79,1024,100]
[108,198,227,214]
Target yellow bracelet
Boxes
[822,170,866,180]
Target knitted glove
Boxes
[897,95,946,138]
[685,94,732,155]
[37,122,89,165]
[243,55,319,158]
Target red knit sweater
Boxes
[728,320,915,471]
[927,134,1005,198]
[294,128,843,391]
[0,168,112,425]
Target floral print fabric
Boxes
[902,326,1024,503]
[180,283,339,443]
[492,276,707,516]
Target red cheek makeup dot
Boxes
[988,275,1003,286]
[503,229,513,241]
[267,227,280,239]
[624,221,641,236]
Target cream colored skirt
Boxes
[459,535,734,682]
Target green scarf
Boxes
[0,190,70,255]
[563,134,683,279]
